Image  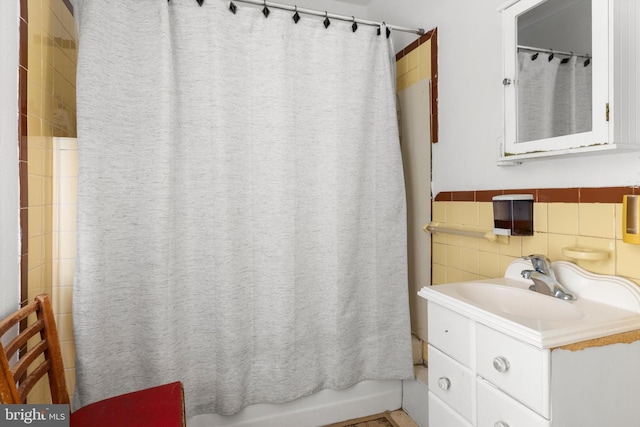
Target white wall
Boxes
[366,0,640,195]
[0,0,21,317]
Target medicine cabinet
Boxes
[498,0,640,164]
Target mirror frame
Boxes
[500,0,611,162]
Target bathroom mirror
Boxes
[499,0,610,161]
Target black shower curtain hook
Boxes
[262,0,270,18]
[352,16,358,32]
[324,11,331,28]
[229,1,237,14]
[293,5,300,23]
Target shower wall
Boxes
[22,0,78,403]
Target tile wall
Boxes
[21,0,77,403]
[396,28,438,143]
[432,188,640,286]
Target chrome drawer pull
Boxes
[494,422,510,427]
[492,356,510,373]
[437,377,451,391]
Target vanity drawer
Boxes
[477,377,550,427]
[428,301,473,367]
[476,324,550,418]
[428,344,475,423]
[429,391,473,427]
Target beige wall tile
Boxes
[615,204,623,240]
[407,50,419,72]
[616,240,640,281]
[432,202,446,222]
[406,68,419,88]
[478,251,500,278]
[460,234,480,250]
[547,233,577,261]
[548,203,578,235]
[446,245,462,270]
[498,255,518,276]
[396,55,408,77]
[478,202,493,228]
[461,271,480,282]
[445,267,463,284]
[579,203,615,238]
[460,202,478,226]
[432,264,447,285]
[533,203,548,232]
[521,231,548,256]
[573,237,615,275]
[499,236,522,257]
[418,43,432,81]
[432,242,446,265]
[461,247,479,274]
[446,202,462,224]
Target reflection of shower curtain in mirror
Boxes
[517,52,592,143]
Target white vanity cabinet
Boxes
[427,300,640,427]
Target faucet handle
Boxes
[522,254,553,275]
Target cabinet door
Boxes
[477,378,550,427]
[429,392,473,427]
[476,324,550,417]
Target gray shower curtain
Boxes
[517,51,592,143]
[71,0,413,417]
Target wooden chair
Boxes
[0,294,186,426]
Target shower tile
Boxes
[396,55,408,77]
[407,50,419,72]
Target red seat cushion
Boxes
[70,381,184,427]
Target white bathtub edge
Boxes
[188,380,403,427]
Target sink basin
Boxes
[418,259,640,348]
[454,283,583,321]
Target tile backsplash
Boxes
[432,188,640,287]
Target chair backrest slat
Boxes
[12,339,48,382]
[0,295,70,405]
[5,319,45,360]
[16,359,52,400]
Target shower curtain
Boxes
[71,0,413,417]
[517,51,592,143]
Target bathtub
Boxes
[187,380,402,427]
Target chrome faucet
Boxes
[521,254,576,300]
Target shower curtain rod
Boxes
[229,0,425,35]
[518,45,591,59]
